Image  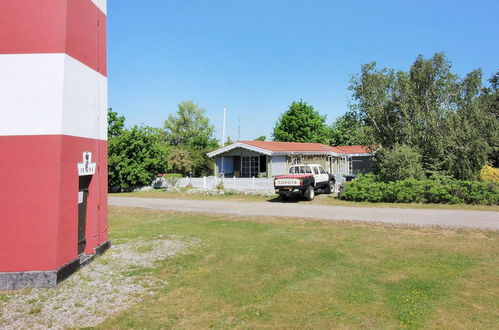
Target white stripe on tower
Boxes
[0,54,108,140]
[90,0,107,15]
[62,55,108,140]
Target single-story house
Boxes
[207,141,373,178]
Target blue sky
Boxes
[108,0,498,142]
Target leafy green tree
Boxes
[372,144,425,182]
[107,108,125,138]
[349,53,498,180]
[272,100,330,143]
[329,110,364,146]
[189,148,215,176]
[161,101,218,176]
[482,72,499,166]
[254,136,266,141]
[489,71,498,91]
[163,100,218,150]
[108,125,167,191]
[166,147,192,174]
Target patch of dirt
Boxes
[0,236,200,329]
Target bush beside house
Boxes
[340,174,499,205]
[480,165,499,182]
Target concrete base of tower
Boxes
[0,241,111,290]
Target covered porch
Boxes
[208,142,273,178]
[215,153,270,178]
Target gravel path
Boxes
[109,196,499,230]
[0,236,199,329]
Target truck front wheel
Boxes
[304,186,315,201]
[325,180,335,194]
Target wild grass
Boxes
[98,206,499,329]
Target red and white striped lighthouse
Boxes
[0,0,110,289]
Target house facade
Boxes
[207,141,373,178]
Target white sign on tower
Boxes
[77,151,96,176]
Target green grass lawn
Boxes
[97,206,499,329]
[112,189,499,212]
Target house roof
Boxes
[207,141,373,158]
[240,141,337,152]
[331,145,371,155]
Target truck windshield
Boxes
[289,166,312,174]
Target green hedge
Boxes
[340,174,499,205]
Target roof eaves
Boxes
[206,142,272,157]
[336,152,372,157]
[272,151,339,156]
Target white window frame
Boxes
[241,156,259,178]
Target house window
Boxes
[294,156,302,165]
[241,156,259,177]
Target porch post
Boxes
[267,156,271,178]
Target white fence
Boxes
[154,176,274,191]
[154,174,347,192]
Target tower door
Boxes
[78,176,91,255]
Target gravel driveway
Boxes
[0,236,198,329]
[109,197,499,230]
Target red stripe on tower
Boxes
[0,0,107,75]
[0,0,109,289]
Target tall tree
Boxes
[272,100,330,144]
[107,108,125,138]
[254,135,266,141]
[482,72,499,166]
[329,110,364,146]
[163,100,218,149]
[349,53,498,180]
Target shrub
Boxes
[480,165,499,182]
[167,148,192,175]
[372,144,426,182]
[392,179,426,203]
[108,125,167,191]
[340,174,499,205]
[164,173,183,188]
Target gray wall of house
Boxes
[270,155,287,176]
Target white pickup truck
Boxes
[274,164,336,201]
